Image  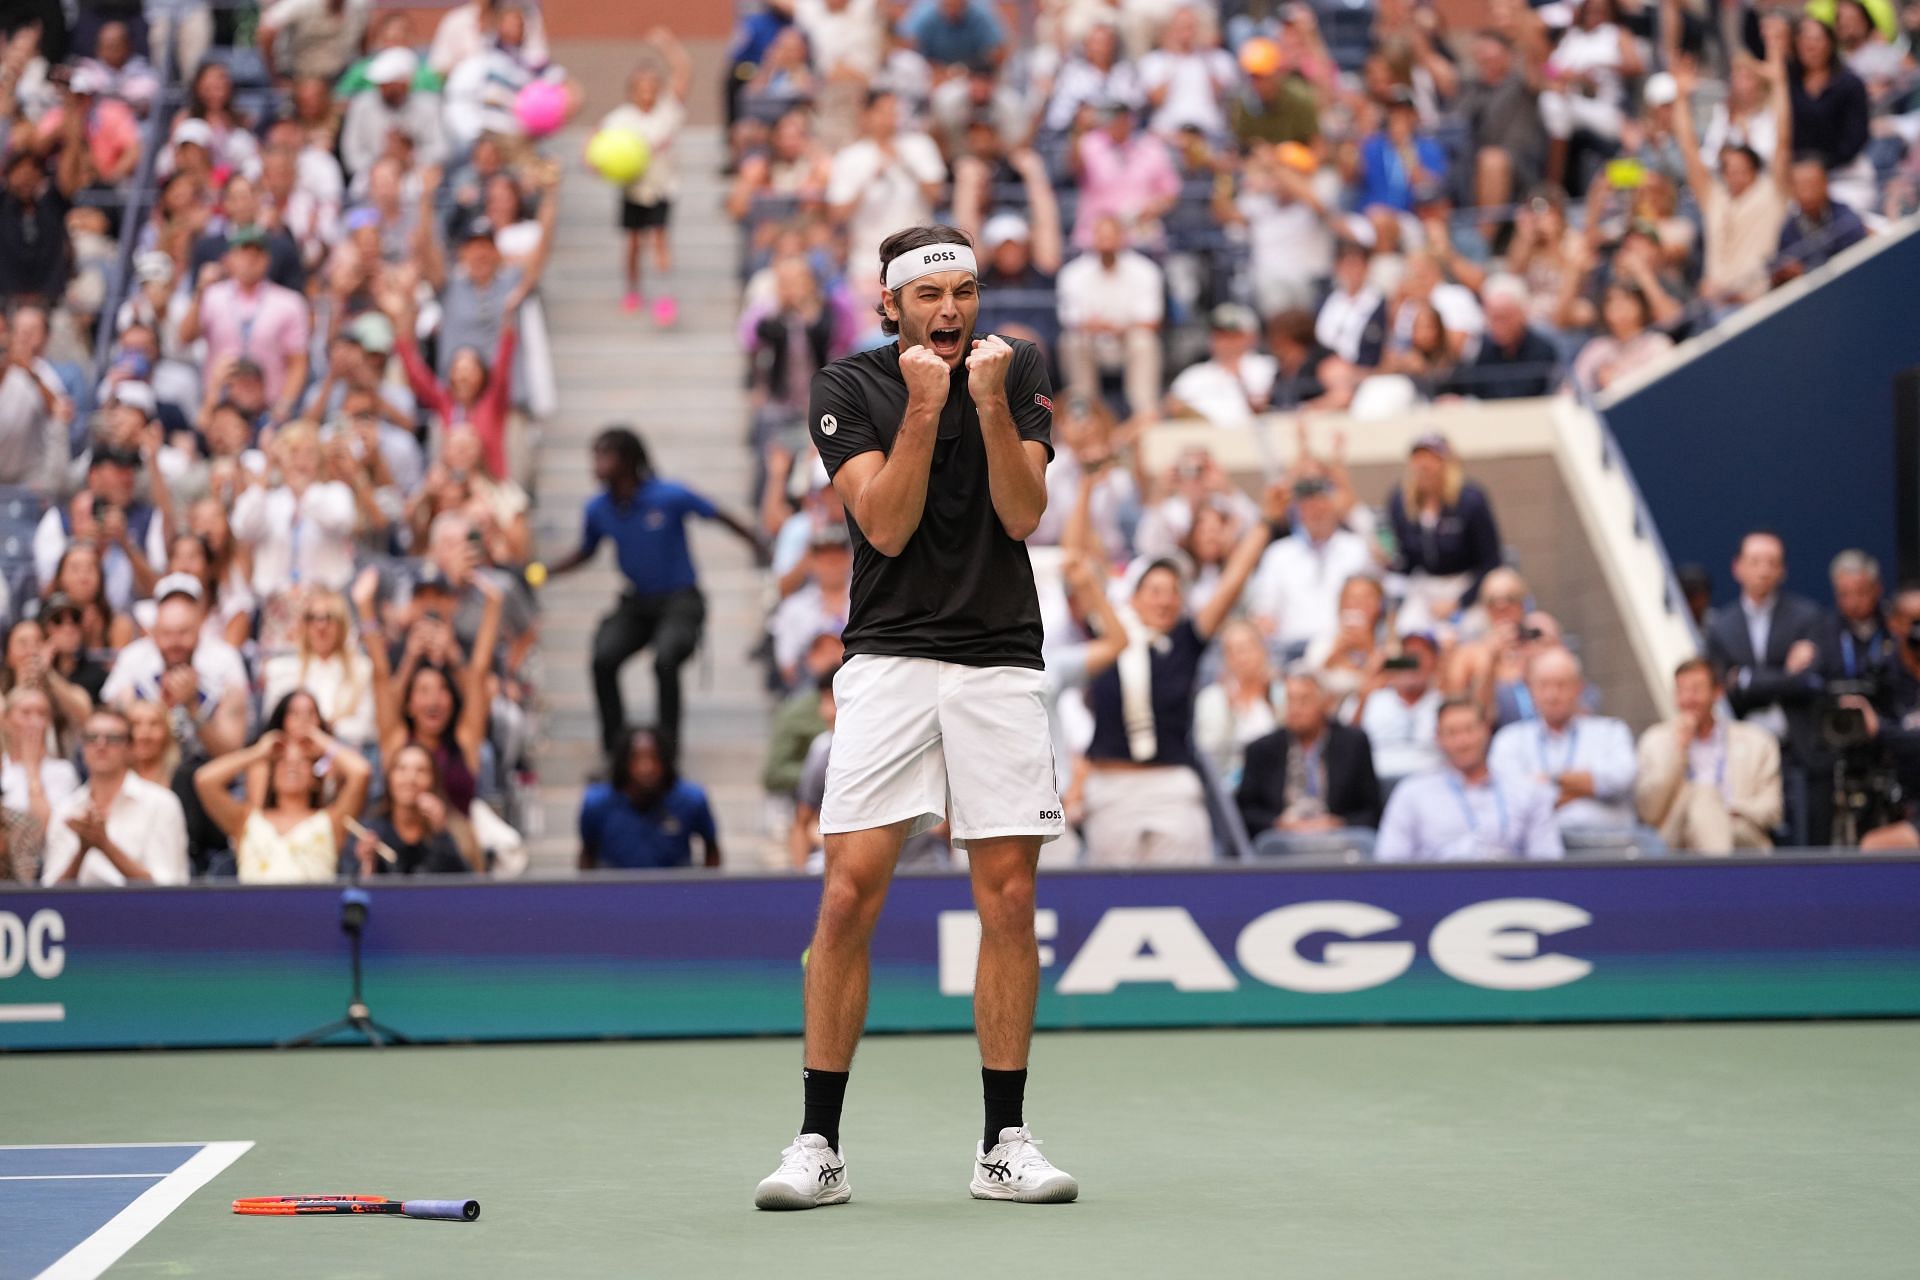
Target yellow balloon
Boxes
[587,128,650,187]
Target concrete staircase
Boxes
[526,126,773,874]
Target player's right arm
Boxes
[812,349,948,558]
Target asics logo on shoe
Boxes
[978,1160,1012,1182]
[818,1164,844,1186]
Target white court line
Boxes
[0,1003,65,1023]
[0,1143,225,1151]
[0,1174,170,1181]
[37,1140,253,1280]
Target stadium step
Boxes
[528,126,774,874]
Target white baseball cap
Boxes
[109,380,158,415]
[367,47,418,87]
[1642,72,1679,108]
[981,212,1030,247]
[154,572,204,604]
[171,117,214,150]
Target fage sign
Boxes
[937,898,1593,997]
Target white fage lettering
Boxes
[0,909,66,979]
[934,899,1590,997]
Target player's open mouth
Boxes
[929,328,963,357]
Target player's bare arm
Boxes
[967,334,1049,542]
[829,347,945,557]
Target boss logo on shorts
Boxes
[819,412,838,437]
[1039,809,1062,822]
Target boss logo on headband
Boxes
[922,250,957,264]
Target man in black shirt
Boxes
[755,224,1076,1212]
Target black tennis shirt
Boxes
[807,336,1055,670]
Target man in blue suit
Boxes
[1703,531,1833,845]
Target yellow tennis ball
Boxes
[524,562,547,588]
[587,128,650,187]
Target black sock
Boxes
[801,1068,849,1152]
[982,1067,1027,1150]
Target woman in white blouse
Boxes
[231,421,358,598]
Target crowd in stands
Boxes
[731,0,1920,868]
[0,0,572,885]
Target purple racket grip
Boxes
[400,1199,481,1221]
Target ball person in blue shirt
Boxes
[546,426,766,762]
[578,726,720,869]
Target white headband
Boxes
[884,243,978,291]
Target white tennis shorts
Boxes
[820,654,1064,849]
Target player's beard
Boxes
[907,311,976,365]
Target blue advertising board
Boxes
[2,858,1917,1050]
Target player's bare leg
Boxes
[756,821,908,1209]
[804,820,909,1070]
[967,836,1041,1071]
[966,836,1077,1204]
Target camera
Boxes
[1821,677,1883,751]
[1820,677,1904,845]
[1516,624,1545,644]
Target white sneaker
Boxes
[754,1133,851,1210]
[969,1126,1079,1203]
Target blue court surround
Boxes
[0,1143,251,1280]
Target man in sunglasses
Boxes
[40,707,189,885]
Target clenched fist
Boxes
[966,333,1012,402]
[899,344,951,409]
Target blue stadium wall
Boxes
[1605,226,1920,597]
[3,860,1919,1050]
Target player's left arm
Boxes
[968,335,1050,542]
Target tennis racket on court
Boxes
[233,1195,480,1221]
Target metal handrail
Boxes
[82,29,177,424]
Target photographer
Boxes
[1847,586,1920,851]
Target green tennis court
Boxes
[9,1022,1918,1278]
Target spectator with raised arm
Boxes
[1074,480,1289,866]
[360,568,503,821]
[194,723,372,883]
[1671,54,1788,313]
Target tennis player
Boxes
[754,225,1077,1210]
